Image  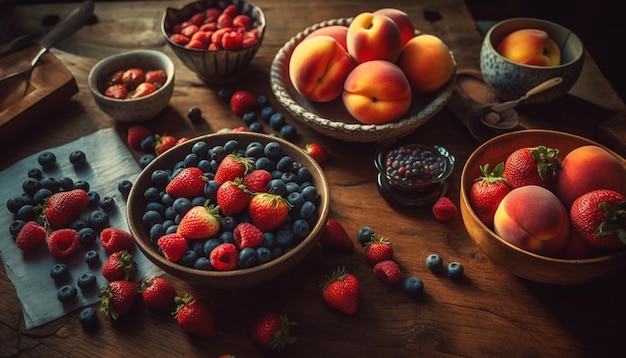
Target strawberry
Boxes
[39,189,89,230]
[321,266,360,315]
[155,134,178,155]
[221,30,243,50]
[145,69,167,87]
[104,84,128,99]
[305,143,329,164]
[127,125,152,149]
[250,313,297,351]
[233,223,264,249]
[166,167,207,199]
[174,293,216,338]
[214,153,253,184]
[121,68,145,87]
[102,249,137,282]
[15,221,47,252]
[209,243,238,270]
[569,189,626,250]
[139,276,177,309]
[469,163,511,227]
[432,196,459,222]
[503,146,562,189]
[129,82,157,99]
[98,280,140,320]
[100,226,135,253]
[230,90,258,116]
[176,203,222,239]
[47,228,80,258]
[319,218,354,252]
[364,235,393,265]
[242,169,272,193]
[373,260,402,285]
[248,193,291,232]
[157,233,188,262]
[216,178,252,216]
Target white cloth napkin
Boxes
[0,128,163,329]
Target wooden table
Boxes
[1,1,625,357]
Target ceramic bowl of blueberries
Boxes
[161,0,266,85]
[480,17,584,104]
[88,49,175,122]
[126,132,330,289]
[460,129,626,285]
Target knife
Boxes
[0,32,38,58]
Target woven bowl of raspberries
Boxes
[161,0,266,85]
[126,132,330,289]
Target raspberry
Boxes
[100,227,135,253]
[209,243,238,271]
[233,223,263,249]
[242,169,272,193]
[157,233,187,262]
[373,260,402,285]
[432,196,459,221]
[15,221,47,252]
[48,228,80,258]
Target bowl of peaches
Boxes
[270,8,457,143]
[460,129,626,285]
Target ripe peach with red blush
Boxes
[346,12,403,63]
[496,29,561,66]
[373,8,416,46]
[305,25,349,51]
[396,34,455,92]
[493,185,569,256]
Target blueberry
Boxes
[140,135,156,152]
[221,216,238,232]
[118,180,133,196]
[143,210,163,228]
[40,177,60,192]
[210,145,227,162]
[187,106,203,122]
[193,257,212,270]
[88,210,110,231]
[59,177,74,191]
[287,192,304,209]
[292,219,310,240]
[297,167,312,183]
[299,201,317,221]
[446,262,464,279]
[276,229,295,249]
[178,250,198,267]
[276,156,294,172]
[220,231,235,244]
[99,196,115,212]
[173,197,192,216]
[9,220,26,237]
[57,285,78,303]
[267,179,286,196]
[269,112,286,130]
[78,307,98,329]
[192,141,210,158]
[77,272,97,291]
[218,87,234,102]
[139,154,156,169]
[204,180,220,200]
[85,250,100,266]
[143,186,160,202]
[203,238,220,256]
[87,191,100,208]
[301,185,318,201]
[285,182,300,196]
[151,169,170,187]
[254,156,273,172]
[242,111,257,126]
[37,151,57,168]
[184,153,199,168]
[50,263,70,281]
[73,180,90,192]
[238,247,258,268]
[6,196,26,214]
[403,276,425,297]
[223,139,239,154]
[263,141,283,160]
[249,122,264,133]
[33,188,53,204]
[357,226,375,247]
[280,124,297,140]
[69,150,87,167]
[22,177,42,196]
[79,227,97,246]
[27,167,43,179]
[262,232,276,249]
[260,106,275,121]
[16,204,36,221]
[426,253,443,272]
[257,94,270,108]
[256,247,272,264]
[149,224,166,244]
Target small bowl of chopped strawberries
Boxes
[161,0,266,85]
[88,49,175,122]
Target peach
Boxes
[555,145,626,208]
[373,8,416,46]
[346,12,403,63]
[496,29,561,66]
[304,25,348,51]
[342,60,411,124]
[288,36,356,102]
[396,34,455,92]
[494,185,569,256]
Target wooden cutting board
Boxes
[0,44,78,142]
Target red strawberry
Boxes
[250,313,297,351]
[209,243,238,270]
[104,84,128,99]
[216,178,252,216]
[40,189,89,230]
[319,218,354,252]
[469,163,512,227]
[139,276,177,309]
[166,167,207,199]
[100,227,135,253]
[503,146,562,189]
[432,196,459,222]
[214,153,253,184]
[47,228,80,258]
[176,204,222,239]
[129,82,157,99]
[121,68,145,87]
[102,249,137,282]
[248,193,291,232]
[145,69,167,87]
[321,266,360,315]
[155,134,178,155]
[242,169,272,193]
[15,221,47,253]
[127,125,152,149]
[230,90,258,116]
[569,189,626,250]
[157,233,188,262]
[174,293,216,338]
[221,30,243,50]
[373,260,402,285]
[305,143,329,164]
[364,235,393,265]
[233,222,264,249]
[98,280,140,320]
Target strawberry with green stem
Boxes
[321,266,360,315]
[250,313,297,351]
[174,293,216,338]
[176,202,222,240]
[469,162,511,227]
[248,193,292,232]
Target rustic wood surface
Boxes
[1,1,625,357]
